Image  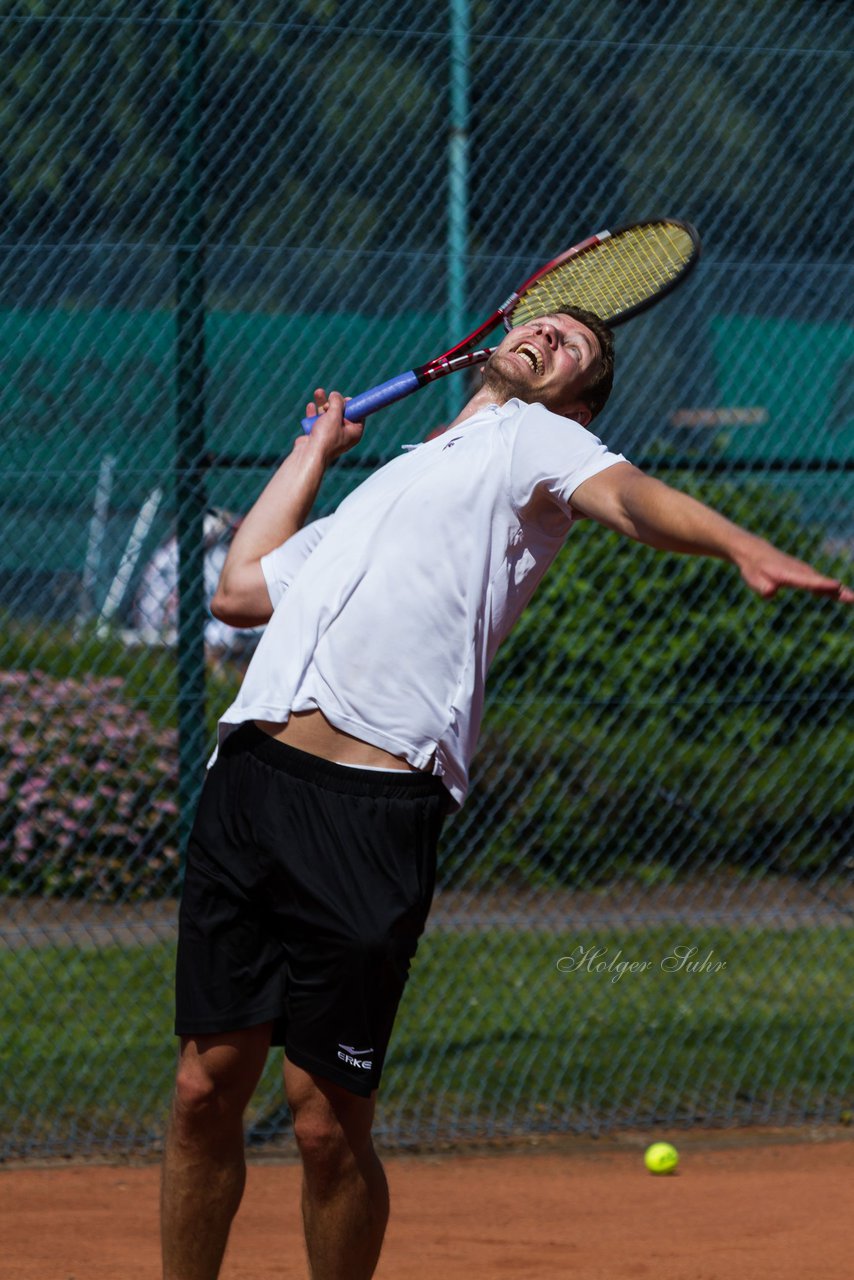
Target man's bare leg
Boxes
[161,1024,272,1280]
[285,1057,388,1280]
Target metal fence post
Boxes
[446,0,470,425]
[175,0,208,854]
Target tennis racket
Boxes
[301,217,700,433]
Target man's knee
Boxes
[289,1073,376,1190]
[173,1056,226,1121]
[293,1102,358,1175]
[171,1028,272,1130]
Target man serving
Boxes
[161,307,850,1280]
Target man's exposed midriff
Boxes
[255,708,420,771]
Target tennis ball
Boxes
[644,1141,679,1175]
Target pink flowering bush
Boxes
[0,670,181,899]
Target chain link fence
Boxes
[1,1,852,1159]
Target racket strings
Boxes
[512,223,696,325]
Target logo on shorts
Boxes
[338,1043,374,1070]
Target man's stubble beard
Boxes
[482,352,562,412]
[482,352,539,407]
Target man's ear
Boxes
[564,401,592,428]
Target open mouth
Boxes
[513,341,544,375]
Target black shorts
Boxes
[175,723,446,1096]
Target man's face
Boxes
[483,313,602,422]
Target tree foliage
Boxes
[0,1,849,264]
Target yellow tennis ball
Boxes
[644,1141,679,1175]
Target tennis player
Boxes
[161,308,851,1280]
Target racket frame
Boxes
[302,218,701,430]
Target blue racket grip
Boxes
[301,370,421,434]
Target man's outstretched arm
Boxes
[570,462,853,602]
[212,390,363,626]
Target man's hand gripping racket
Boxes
[301,218,701,434]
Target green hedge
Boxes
[0,622,242,900]
[2,478,850,898]
[443,478,853,888]
[0,668,181,899]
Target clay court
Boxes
[3,1130,851,1279]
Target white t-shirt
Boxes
[215,398,627,808]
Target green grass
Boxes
[387,925,854,1136]
[2,925,852,1155]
